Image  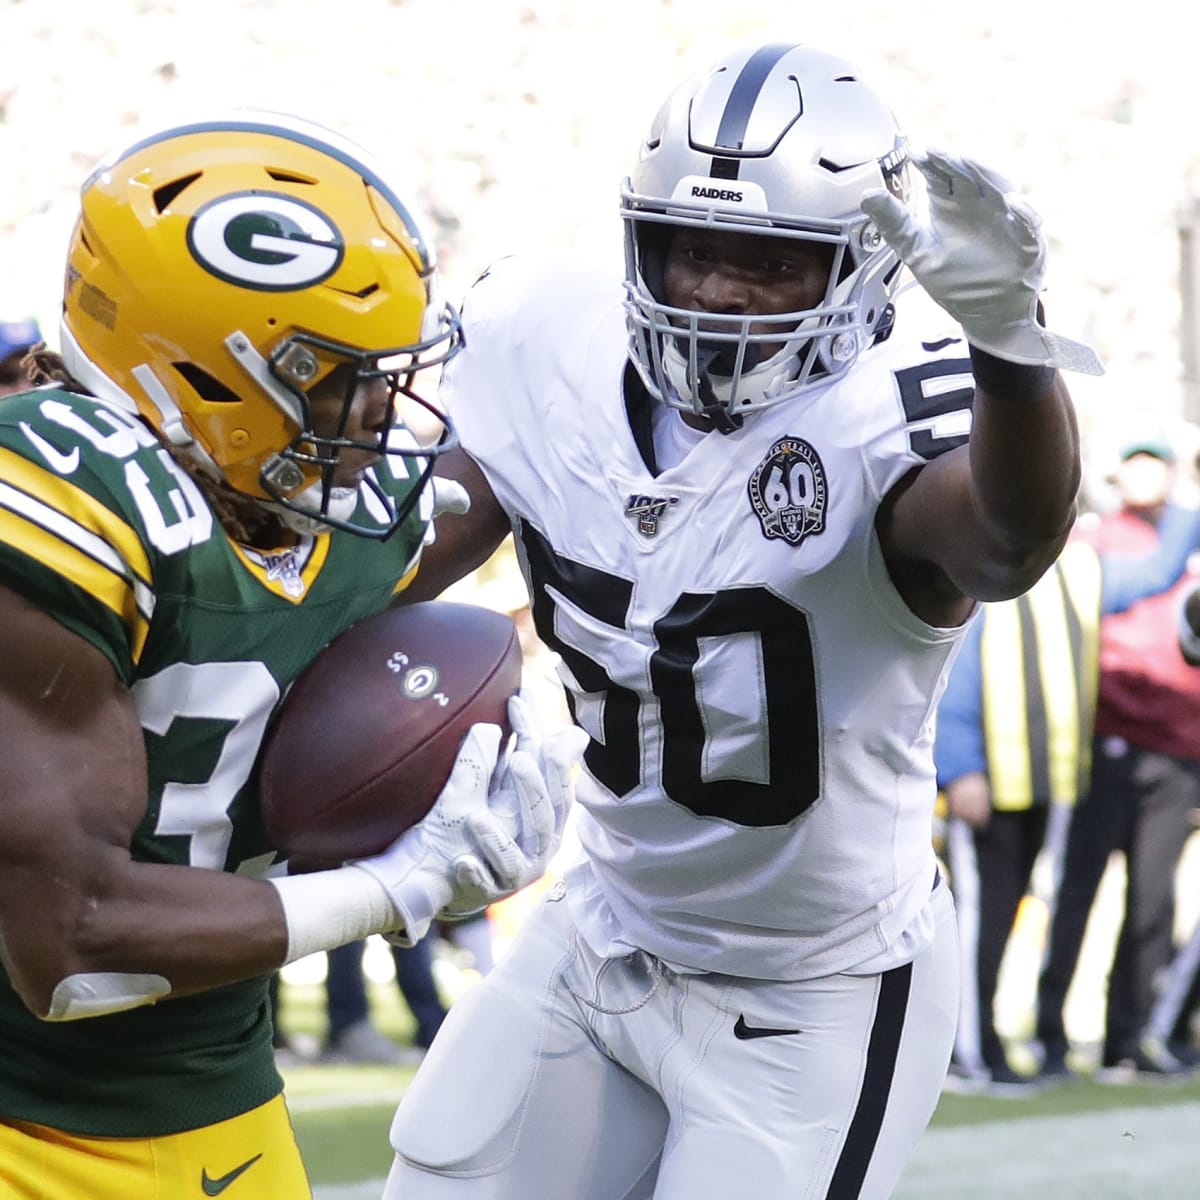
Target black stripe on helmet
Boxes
[707,42,798,180]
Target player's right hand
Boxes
[353,722,513,943]
[440,694,587,918]
[354,709,586,942]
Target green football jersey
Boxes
[0,387,430,1135]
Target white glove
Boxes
[422,477,471,546]
[497,691,585,845]
[439,691,587,919]
[352,695,586,943]
[860,149,1102,376]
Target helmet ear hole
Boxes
[266,168,317,186]
[172,362,241,403]
[153,173,201,213]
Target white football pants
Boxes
[384,879,958,1200]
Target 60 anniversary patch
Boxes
[747,436,827,546]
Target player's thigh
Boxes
[0,1094,309,1199]
[385,899,667,1200]
[654,883,957,1200]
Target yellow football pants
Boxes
[0,1094,311,1199]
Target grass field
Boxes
[280,854,1200,1199]
[285,1061,1200,1199]
[279,974,1200,1199]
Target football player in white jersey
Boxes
[388,43,1101,1200]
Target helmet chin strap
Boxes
[691,344,759,434]
[266,483,361,536]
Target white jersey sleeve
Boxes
[442,257,977,981]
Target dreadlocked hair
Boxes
[170,454,286,547]
[22,347,287,548]
[23,344,86,392]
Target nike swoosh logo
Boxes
[20,423,81,474]
[733,1014,800,1041]
[201,1153,263,1196]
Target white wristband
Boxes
[269,866,400,965]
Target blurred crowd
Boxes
[1,0,1199,481]
[939,430,1200,1096]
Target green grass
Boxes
[287,1074,1200,1190]
[286,1069,1200,1191]
[277,973,1200,1188]
[290,1093,401,1186]
[278,979,419,1185]
[933,1073,1200,1125]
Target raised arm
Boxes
[864,152,1098,625]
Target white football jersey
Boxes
[443,257,976,981]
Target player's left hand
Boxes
[440,692,587,919]
[860,149,1103,375]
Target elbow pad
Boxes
[45,971,171,1021]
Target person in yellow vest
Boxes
[937,498,1200,1093]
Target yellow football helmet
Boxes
[61,111,461,539]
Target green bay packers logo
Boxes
[400,664,440,700]
[187,192,344,291]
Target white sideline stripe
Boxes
[289,1088,406,1113]
[895,1101,1200,1200]
[308,1102,1200,1200]
[315,1184,387,1200]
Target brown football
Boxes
[259,601,522,869]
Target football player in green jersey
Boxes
[0,113,583,1198]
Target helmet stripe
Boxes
[708,42,799,179]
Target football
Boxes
[259,600,523,869]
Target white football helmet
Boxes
[622,43,910,430]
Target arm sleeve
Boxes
[934,617,987,787]
[1099,502,1200,615]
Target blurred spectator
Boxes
[321,938,447,1066]
[1036,437,1200,1080]
[270,936,449,1068]
[939,491,1200,1094]
[1136,580,1200,1063]
[0,319,42,397]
